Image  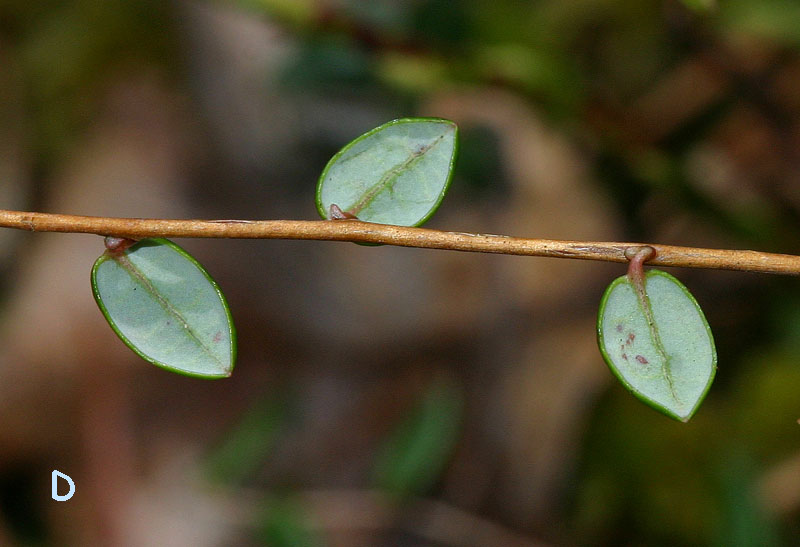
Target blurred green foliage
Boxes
[256,495,323,547]
[372,376,463,497]
[0,0,175,164]
[713,452,780,547]
[204,393,289,486]
[721,0,800,46]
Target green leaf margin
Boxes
[315,117,459,226]
[596,269,717,422]
[91,237,237,379]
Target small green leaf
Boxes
[316,117,458,226]
[91,238,236,378]
[597,270,716,422]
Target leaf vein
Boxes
[345,134,446,216]
[112,251,225,368]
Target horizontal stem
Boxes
[1,209,799,275]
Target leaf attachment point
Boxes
[316,118,458,226]
[91,238,236,378]
[597,249,716,422]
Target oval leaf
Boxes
[597,270,716,422]
[91,238,236,378]
[316,117,458,226]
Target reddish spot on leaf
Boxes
[635,355,648,364]
[213,331,222,343]
[622,353,628,361]
[616,323,623,333]
[626,332,635,345]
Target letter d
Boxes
[52,470,75,501]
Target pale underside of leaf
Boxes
[113,252,225,368]
[344,133,446,217]
[317,118,457,226]
[92,239,234,378]
[598,270,716,421]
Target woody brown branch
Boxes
[1,209,799,275]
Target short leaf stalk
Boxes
[103,236,137,254]
[626,245,656,308]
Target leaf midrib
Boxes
[345,133,446,217]
[633,276,679,403]
[111,251,226,369]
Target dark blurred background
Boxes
[1,0,799,545]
